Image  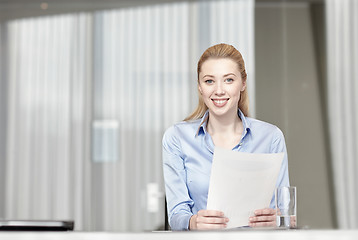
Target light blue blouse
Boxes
[162,109,290,230]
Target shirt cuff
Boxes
[170,212,193,230]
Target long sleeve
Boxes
[162,126,194,230]
[269,126,290,208]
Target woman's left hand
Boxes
[248,208,276,227]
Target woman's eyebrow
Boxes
[203,73,236,78]
[223,73,236,77]
[202,74,215,78]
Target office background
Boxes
[0,0,357,231]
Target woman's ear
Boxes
[241,81,247,92]
[198,84,202,94]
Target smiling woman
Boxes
[162,43,290,230]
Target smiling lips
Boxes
[212,98,229,107]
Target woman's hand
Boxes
[189,210,229,230]
[248,208,276,227]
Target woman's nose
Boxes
[215,82,225,95]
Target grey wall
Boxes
[255,2,335,228]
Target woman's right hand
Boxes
[189,210,229,230]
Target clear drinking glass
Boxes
[275,186,297,228]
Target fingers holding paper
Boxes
[248,208,276,227]
[189,210,229,230]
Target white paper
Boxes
[206,147,284,229]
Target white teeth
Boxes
[213,99,227,104]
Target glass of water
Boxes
[275,186,297,229]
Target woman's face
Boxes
[198,58,246,118]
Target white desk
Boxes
[0,230,357,240]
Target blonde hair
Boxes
[184,43,249,121]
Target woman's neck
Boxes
[207,110,243,137]
[207,111,244,150]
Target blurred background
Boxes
[0,0,357,231]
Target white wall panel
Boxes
[326,0,358,229]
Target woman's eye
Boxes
[205,79,214,84]
[225,78,234,83]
